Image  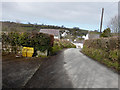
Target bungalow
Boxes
[82,32,100,40]
[40,29,60,39]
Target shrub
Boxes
[2,32,54,55]
[51,39,76,55]
[82,37,120,71]
[100,28,111,37]
[59,40,76,48]
[84,37,119,50]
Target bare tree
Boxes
[108,15,118,33]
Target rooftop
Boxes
[40,29,60,36]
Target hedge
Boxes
[51,39,76,54]
[83,37,119,50]
[82,37,120,71]
[2,32,54,55]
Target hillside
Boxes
[1,21,88,36]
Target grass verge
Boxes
[82,45,120,72]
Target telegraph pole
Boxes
[100,8,104,33]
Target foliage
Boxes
[59,40,76,48]
[77,38,84,41]
[2,21,88,37]
[2,32,54,54]
[89,31,100,34]
[100,28,111,37]
[82,46,120,71]
[51,39,76,54]
[51,43,62,55]
[82,37,120,71]
[84,37,119,50]
[37,55,48,58]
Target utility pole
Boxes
[100,8,104,33]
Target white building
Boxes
[61,32,67,37]
[82,34,89,40]
[61,30,69,37]
[82,33,100,40]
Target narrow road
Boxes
[25,48,118,88]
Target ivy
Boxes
[2,32,53,53]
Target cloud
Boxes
[2,2,118,30]
[1,0,120,2]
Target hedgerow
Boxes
[51,39,76,55]
[2,32,54,55]
[82,37,120,71]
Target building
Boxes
[82,32,100,40]
[88,33,100,39]
[61,30,69,37]
[82,34,89,40]
[40,29,60,39]
[61,32,67,37]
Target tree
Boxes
[61,25,64,28]
[73,27,79,30]
[34,23,37,26]
[100,28,111,37]
[28,22,31,24]
[108,15,118,33]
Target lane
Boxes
[63,48,118,88]
[25,48,118,88]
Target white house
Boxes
[61,30,69,37]
[40,29,60,39]
[82,34,89,40]
[61,32,67,37]
[82,33,100,40]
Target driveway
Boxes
[2,55,42,88]
[25,48,118,88]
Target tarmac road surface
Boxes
[25,48,118,88]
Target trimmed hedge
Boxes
[83,37,119,50]
[82,37,120,71]
[51,39,76,54]
[2,32,54,54]
[54,39,76,48]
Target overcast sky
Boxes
[1,2,118,31]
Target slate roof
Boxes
[40,29,60,36]
[88,33,100,39]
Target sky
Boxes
[1,1,118,31]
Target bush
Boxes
[100,28,111,37]
[51,39,76,55]
[59,40,76,48]
[82,37,120,71]
[2,32,54,54]
[84,37,119,50]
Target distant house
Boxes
[61,32,67,37]
[82,32,100,40]
[61,30,69,37]
[40,29,60,39]
[82,34,89,40]
[88,33,100,39]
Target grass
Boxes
[82,45,120,71]
[51,39,76,55]
[37,55,48,58]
